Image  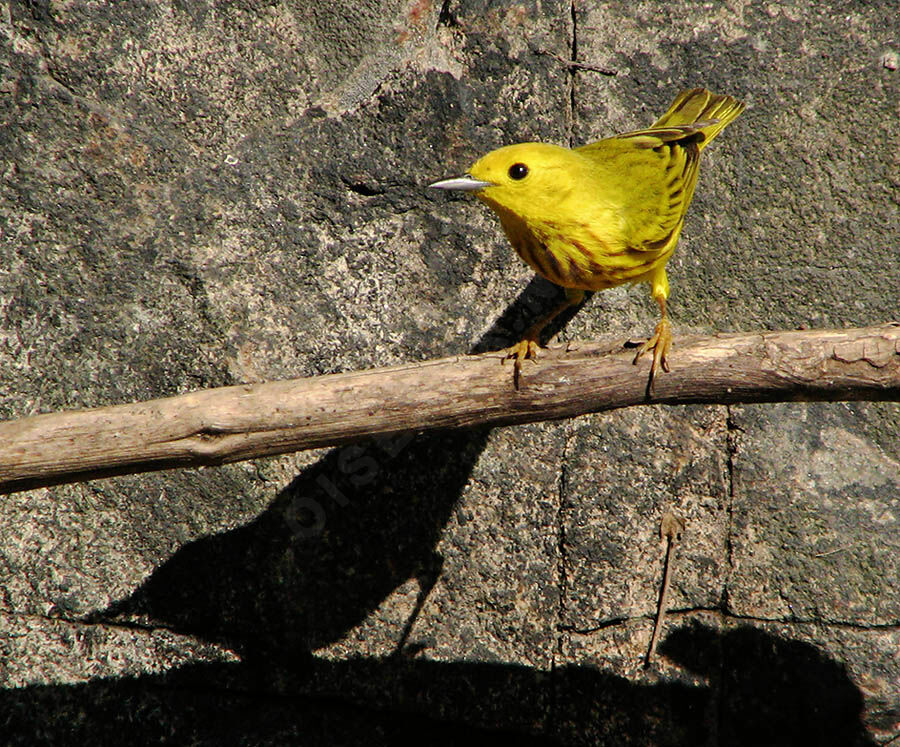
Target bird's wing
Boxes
[576,130,703,253]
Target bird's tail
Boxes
[651,88,745,149]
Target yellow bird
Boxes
[430,87,744,387]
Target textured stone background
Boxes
[2,0,899,743]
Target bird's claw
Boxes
[633,318,672,387]
[504,338,541,390]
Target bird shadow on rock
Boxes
[0,622,876,746]
[85,274,588,661]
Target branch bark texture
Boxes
[2,324,899,494]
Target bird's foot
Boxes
[504,337,541,390]
[633,317,672,386]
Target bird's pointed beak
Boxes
[428,175,494,191]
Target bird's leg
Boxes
[506,287,584,389]
[633,270,672,385]
[391,551,444,658]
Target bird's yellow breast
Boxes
[482,195,681,292]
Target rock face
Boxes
[1,0,898,743]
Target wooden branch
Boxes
[2,324,899,495]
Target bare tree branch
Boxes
[2,324,898,495]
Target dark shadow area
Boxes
[659,622,878,747]
[0,661,552,746]
[0,624,876,746]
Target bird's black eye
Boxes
[508,163,529,180]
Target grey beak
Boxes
[428,175,494,191]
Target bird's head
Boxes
[429,143,577,220]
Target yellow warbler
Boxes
[430,87,744,387]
